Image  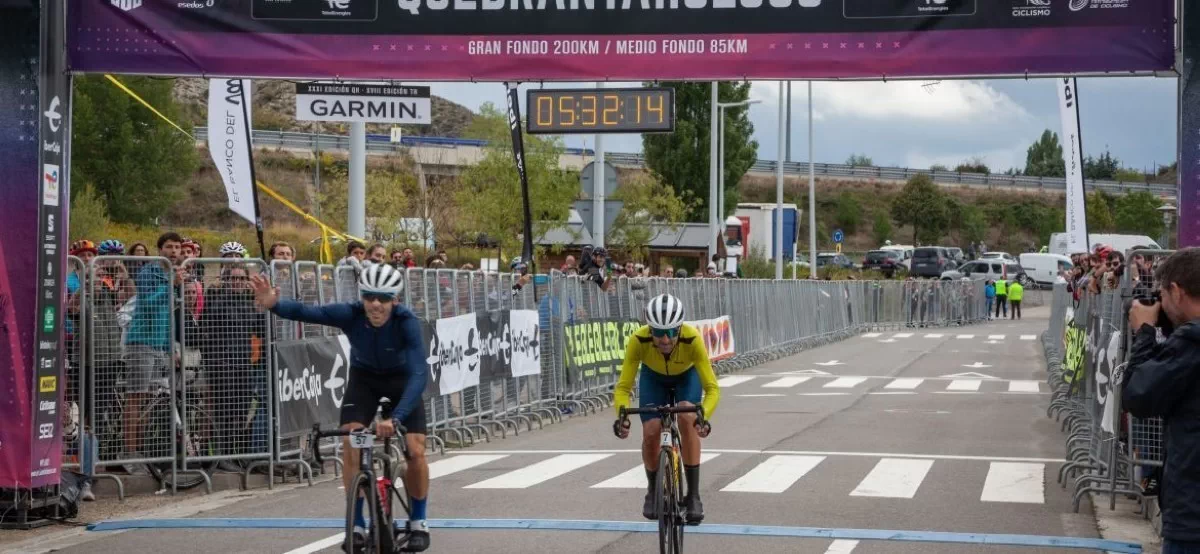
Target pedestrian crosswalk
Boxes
[718,375,1045,394]
[424,452,1051,505]
[864,333,1037,342]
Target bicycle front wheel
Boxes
[656,448,682,554]
[346,472,389,554]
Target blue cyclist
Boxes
[251,264,431,552]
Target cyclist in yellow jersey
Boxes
[613,294,720,524]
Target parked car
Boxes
[910,247,956,278]
[816,253,855,270]
[980,251,1016,261]
[941,259,1034,287]
[862,250,906,277]
[946,247,966,264]
[879,244,915,270]
[1019,253,1073,288]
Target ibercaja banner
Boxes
[68,1,1172,81]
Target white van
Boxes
[879,244,915,270]
[1049,233,1160,256]
[1019,253,1073,287]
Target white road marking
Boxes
[466,449,1066,463]
[824,377,868,389]
[427,454,510,479]
[717,375,756,388]
[988,335,1006,340]
[1020,335,1037,340]
[464,454,612,489]
[877,339,897,343]
[850,458,934,498]
[283,533,345,554]
[734,394,786,398]
[592,453,719,489]
[721,455,824,493]
[946,379,982,392]
[885,378,924,390]
[825,539,860,553]
[933,391,981,395]
[862,333,882,338]
[1007,380,1041,393]
[763,376,812,388]
[980,462,1045,504]
[923,334,944,339]
[956,334,975,339]
[893,333,914,338]
[799,392,852,396]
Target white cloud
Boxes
[749,80,1031,124]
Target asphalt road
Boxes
[56,308,1115,554]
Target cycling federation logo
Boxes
[1069,0,1089,9]
[1069,0,1129,10]
[1012,0,1050,17]
[111,0,142,11]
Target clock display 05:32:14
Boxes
[526,88,675,134]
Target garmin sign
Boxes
[295,82,431,124]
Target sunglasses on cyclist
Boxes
[361,292,397,304]
[650,327,681,339]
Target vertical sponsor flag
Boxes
[1057,78,1089,254]
[207,78,267,256]
[1180,6,1200,247]
[505,83,537,283]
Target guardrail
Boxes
[194,127,1176,197]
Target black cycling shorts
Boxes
[340,369,428,435]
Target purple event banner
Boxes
[68,0,1174,81]
[1181,3,1199,248]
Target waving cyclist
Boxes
[251,264,432,552]
[613,294,719,524]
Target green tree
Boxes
[872,212,893,245]
[929,164,949,172]
[891,173,949,244]
[834,192,862,235]
[1114,191,1165,237]
[457,103,578,253]
[1113,168,1146,183]
[846,154,873,167]
[1084,150,1120,181]
[642,82,757,221]
[960,205,988,245]
[609,173,692,261]
[319,162,413,242]
[954,157,989,174]
[1086,191,1116,232]
[71,76,199,224]
[69,183,111,242]
[1023,130,1066,178]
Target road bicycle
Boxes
[312,404,412,554]
[618,402,707,554]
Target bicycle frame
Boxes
[619,403,703,554]
[312,422,412,554]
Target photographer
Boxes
[1121,248,1200,551]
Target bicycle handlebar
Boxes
[310,421,409,468]
[619,405,703,418]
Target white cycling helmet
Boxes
[645,294,685,330]
[219,241,247,257]
[359,263,404,298]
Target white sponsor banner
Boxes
[1057,78,1089,255]
[509,309,541,378]
[685,315,736,361]
[207,79,257,225]
[435,312,480,395]
[296,94,432,124]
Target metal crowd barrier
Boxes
[67,262,989,498]
[1043,249,1172,518]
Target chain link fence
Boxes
[67,264,986,497]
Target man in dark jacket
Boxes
[1122,248,1200,552]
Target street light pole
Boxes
[717,99,763,239]
[807,81,817,280]
[709,83,719,261]
[775,81,785,280]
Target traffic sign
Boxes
[832,229,844,243]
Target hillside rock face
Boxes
[173,78,475,138]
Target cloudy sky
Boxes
[415,76,1178,174]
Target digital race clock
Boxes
[526,88,675,134]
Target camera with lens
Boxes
[1128,289,1174,335]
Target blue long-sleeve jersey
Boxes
[271,299,428,421]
